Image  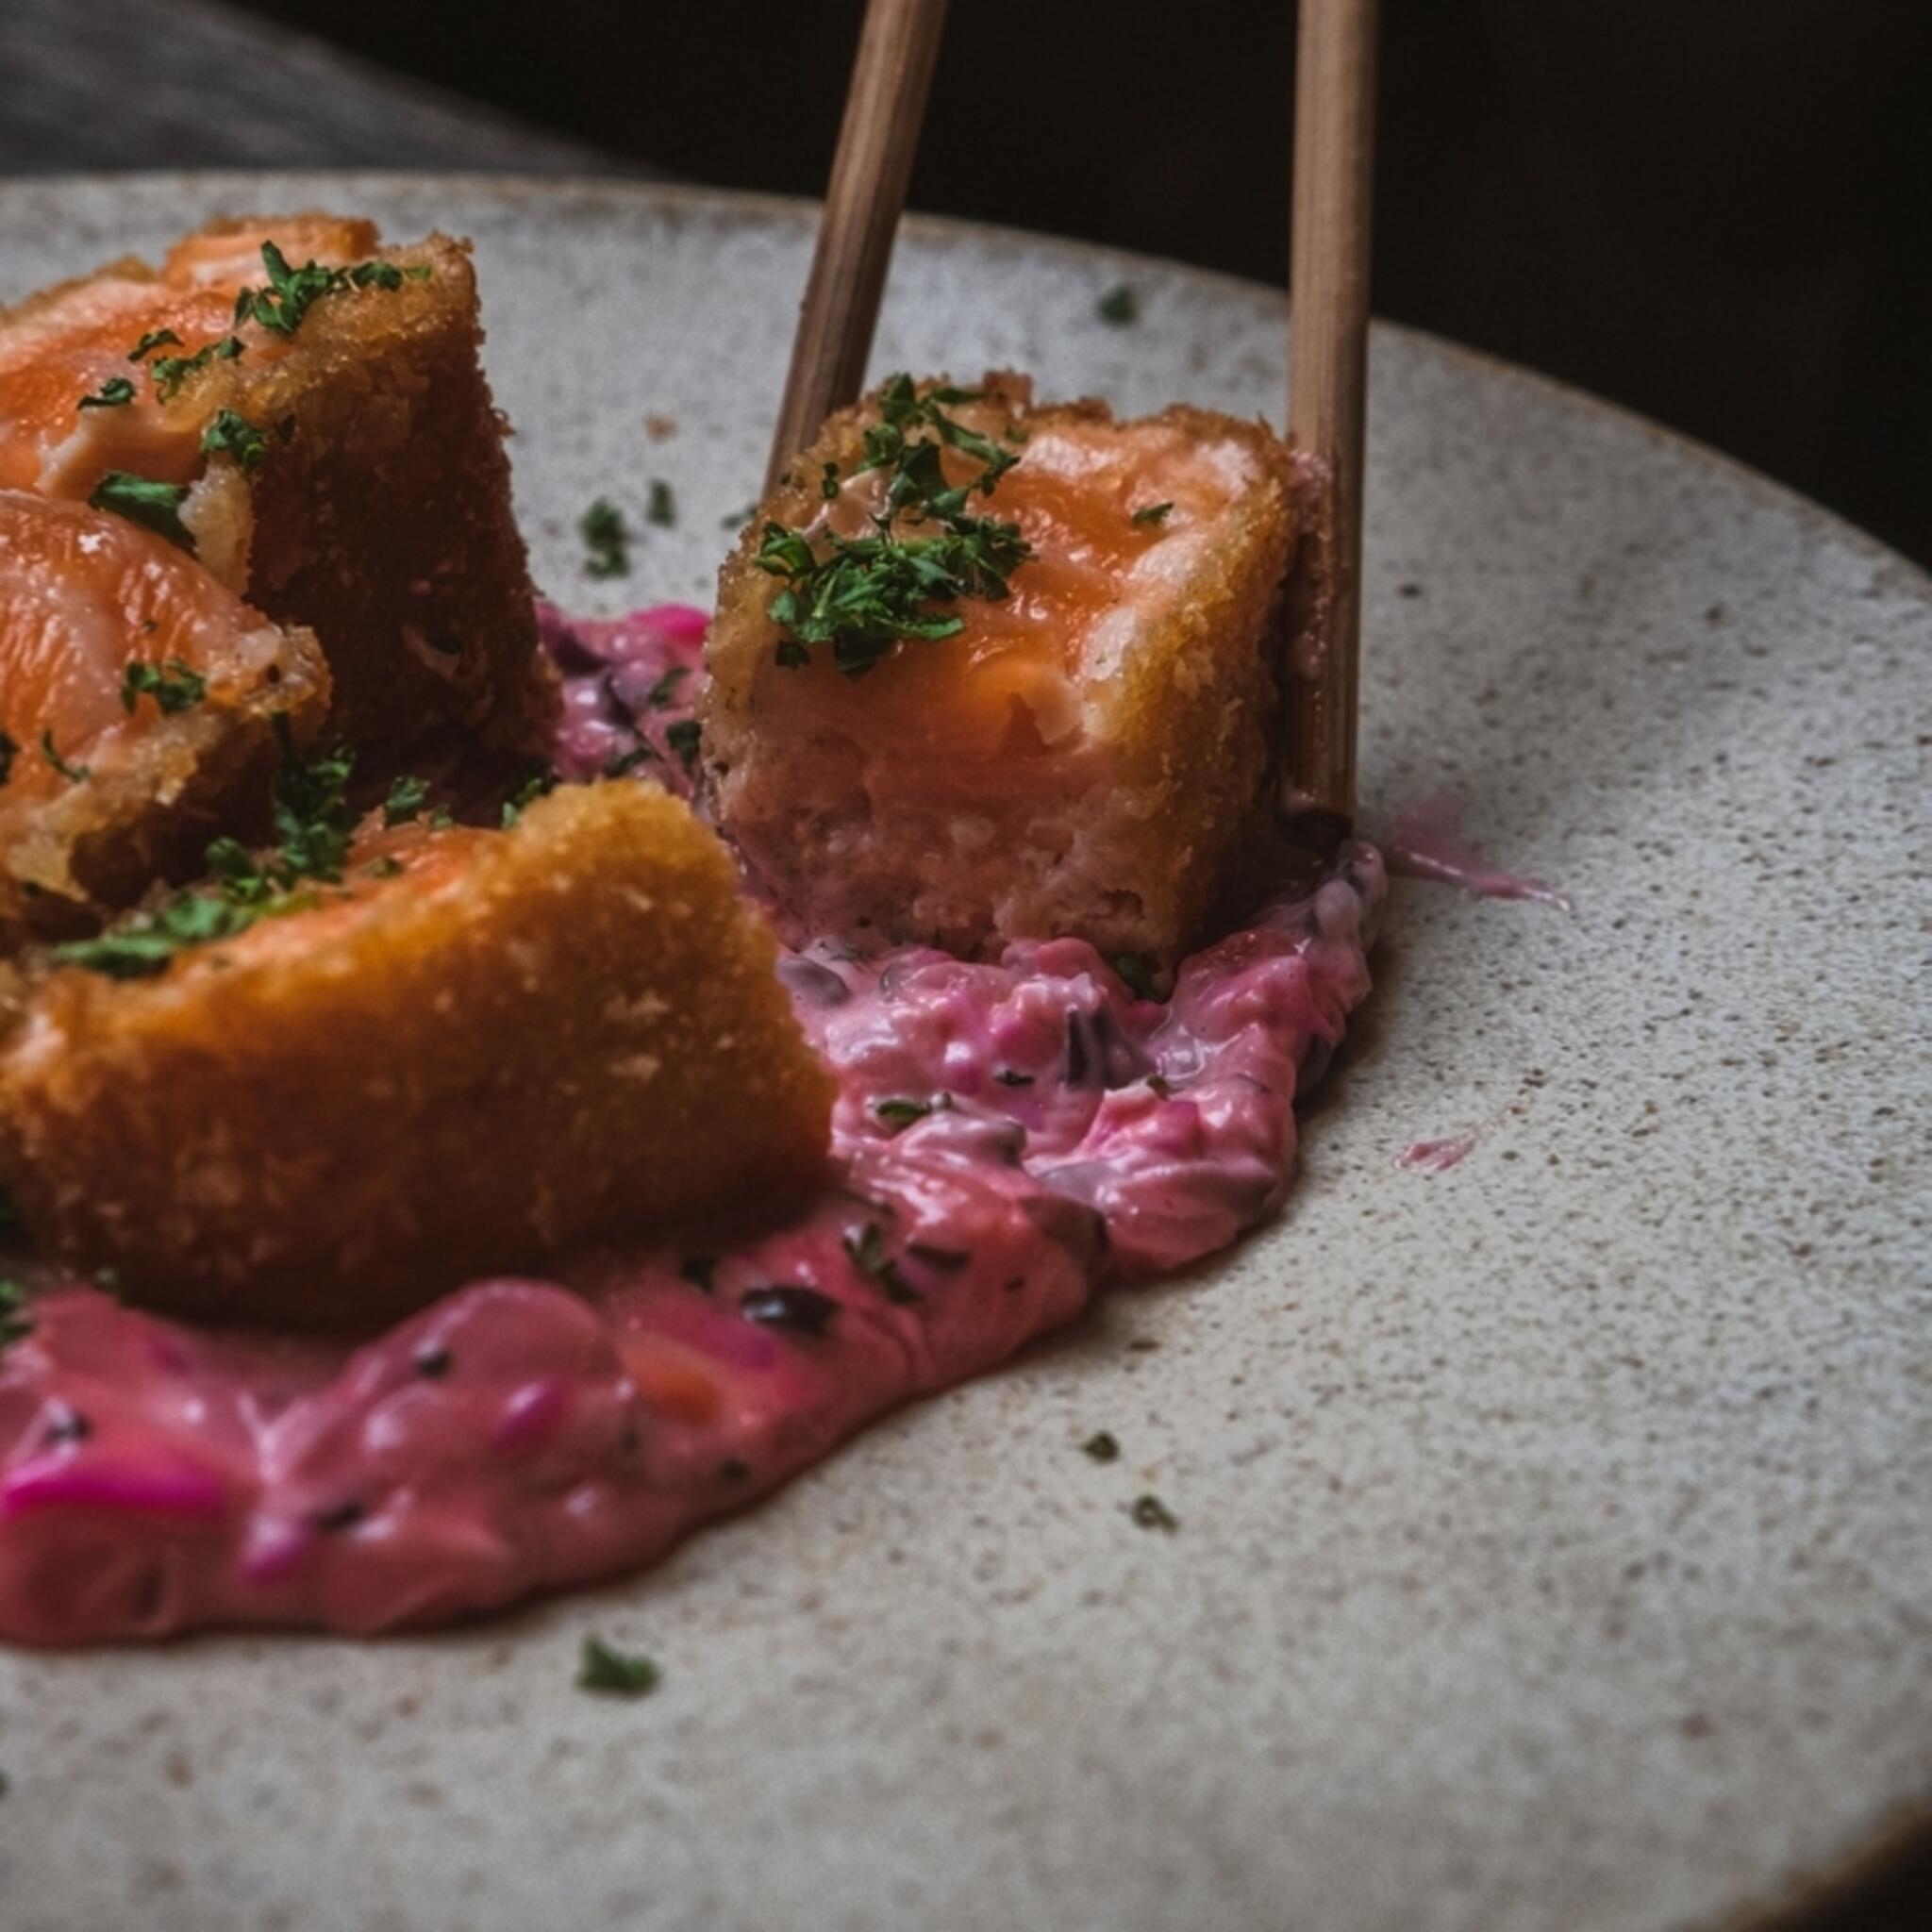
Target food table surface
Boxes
[0,10,1925,1932]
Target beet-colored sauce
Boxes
[0,605,1384,1645]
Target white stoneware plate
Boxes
[0,176,1924,1932]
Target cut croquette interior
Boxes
[702,372,1297,963]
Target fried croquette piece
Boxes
[701,373,1297,963]
[0,782,835,1327]
[0,489,328,950]
[0,213,553,760]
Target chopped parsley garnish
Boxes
[576,1635,661,1698]
[1130,1493,1179,1533]
[643,665,689,709]
[427,806,455,831]
[78,375,137,410]
[774,639,810,669]
[149,333,242,403]
[88,470,195,552]
[1145,1072,1173,1098]
[757,375,1034,677]
[39,731,89,784]
[1082,1430,1122,1463]
[0,732,16,788]
[200,408,269,472]
[874,1096,933,1130]
[1131,501,1173,526]
[382,774,430,826]
[0,1279,32,1352]
[1097,283,1140,325]
[121,658,207,715]
[664,718,701,772]
[127,327,181,362]
[646,479,677,527]
[51,724,355,979]
[1111,953,1158,1001]
[363,856,405,879]
[580,498,630,578]
[501,764,558,827]
[602,744,657,779]
[842,1221,921,1305]
[232,241,424,339]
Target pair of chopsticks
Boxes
[768,0,1377,835]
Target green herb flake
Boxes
[874,1097,933,1131]
[602,743,657,779]
[842,1221,922,1306]
[645,479,677,527]
[200,408,269,472]
[774,639,809,669]
[1082,1430,1122,1463]
[38,731,89,784]
[575,1635,661,1699]
[0,1278,32,1352]
[664,718,701,772]
[120,657,207,715]
[427,806,455,831]
[77,375,137,411]
[643,665,690,709]
[1097,283,1140,326]
[1129,1493,1179,1533]
[127,328,182,362]
[580,497,630,578]
[363,856,406,879]
[1111,953,1158,1001]
[382,774,430,827]
[88,470,196,553]
[501,768,558,827]
[1131,501,1173,527]
[149,333,242,404]
[232,241,417,340]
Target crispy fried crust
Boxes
[703,374,1296,960]
[0,782,835,1327]
[0,215,555,764]
[201,232,556,762]
[0,491,330,951]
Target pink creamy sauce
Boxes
[1382,792,1572,911]
[0,605,1385,1646]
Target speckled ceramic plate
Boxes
[0,175,1924,1932]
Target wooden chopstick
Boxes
[1284,0,1380,834]
[765,0,951,494]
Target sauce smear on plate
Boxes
[0,604,1384,1644]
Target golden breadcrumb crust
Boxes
[0,494,331,952]
[0,782,835,1327]
[703,374,1296,960]
[0,215,554,764]
[191,228,556,762]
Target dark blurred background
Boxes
[5,0,1923,565]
